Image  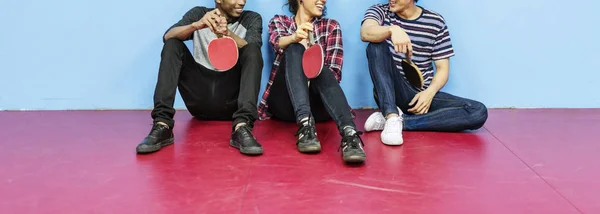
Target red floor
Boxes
[0,109,598,214]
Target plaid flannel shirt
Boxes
[257,15,345,120]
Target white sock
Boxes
[342,126,357,136]
[235,123,246,131]
[300,117,309,126]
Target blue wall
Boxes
[1,0,599,110]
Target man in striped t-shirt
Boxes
[360,0,488,146]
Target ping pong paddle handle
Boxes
[307,31,315,86]
[308,31,315,47]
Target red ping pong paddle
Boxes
[208,34,238,72]
[302,32,324,79]
[401,56,424,89]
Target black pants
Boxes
[151,38,263,130]
[267,43,355,133]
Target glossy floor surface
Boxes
[0,109,597,214]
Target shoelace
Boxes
[338,131,365,152]
[237,125,254,139]
[383,118,401,133]
[294,117,316,144]
[295,124,316,141]
[149,123,168,136]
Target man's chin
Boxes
[232,9,243,16]
[227,13,241,18]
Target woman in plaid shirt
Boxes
[257,0,366,164]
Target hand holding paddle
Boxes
[193,9,225,32]
[206,10,239,71]
[390,26,423,88]
[390,25,412,58]
[214,14,228,36]
[293,22,313,43]
[298,23,324,80]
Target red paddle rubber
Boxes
[208,37,238,72]
[302,45,324,79]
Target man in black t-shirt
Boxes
[136,0,265,156]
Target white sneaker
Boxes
[381,116,404,146]
[364,112,386,132]
[364,107,402,132]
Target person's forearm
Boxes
[226,30,248,48]
[277,34,299,49]
[427,67,449,92]
[164,24,197,41]
[361,25,395,43]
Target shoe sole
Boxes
[382,141,404,146]
[343,155,366,163]
[230,140,263,156]
[298,145,321,153]
[381,132,404,146]
[136,138,174,154]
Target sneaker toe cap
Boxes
[381,132,404,146]
[240,146,263,155]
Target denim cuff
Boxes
[381,107,400,118]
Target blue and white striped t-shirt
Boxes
[363,4,455,89]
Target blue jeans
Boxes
[366,42,488,132]
[267,43,356,133]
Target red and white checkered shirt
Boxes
[257,15,345,120]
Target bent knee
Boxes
[163,38,186,49]
[162,38,187,55]
[285,43,306,55]
[313,67,339,85]
[467,101,488,129]
[241,43,261,55]
[366,42,390,57]
[240,43,263,64]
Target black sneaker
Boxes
[136,123,174,154]
[230,125,263,156]
[295,117,321,153]
[339,127,366,163]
